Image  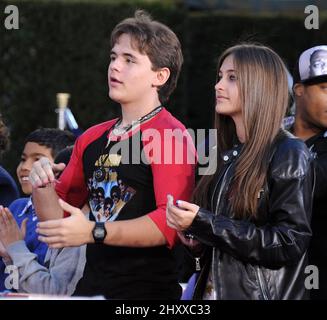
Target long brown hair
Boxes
[194,43,289,219]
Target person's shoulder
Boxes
[311,130,327,154]
[0,165,8,176]
[271,130,312,178]
[8,197,29,211]
[82,119,118,137]
[0,166,13,181]
[150,108,187,131]
[76,119,118,148]
[276,130,310,153]
[0,166,19,206]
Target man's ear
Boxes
[293,83,304,97]
[153,67,170,87]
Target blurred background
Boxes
[1,0,326,188]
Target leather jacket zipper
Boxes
[256,266,270,300]
[195,257,201,271]
[185,233,202,272]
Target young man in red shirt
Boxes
[30,10,195,299]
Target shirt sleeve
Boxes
[143,127,197,249]
[55,135,89,216]
[55,121,116,216]
[7,240,86,295]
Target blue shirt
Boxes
[0,197,48,292]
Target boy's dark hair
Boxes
[111,10,183,104]
[25,128,76,159]
[0,115,10,156]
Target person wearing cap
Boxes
[286,45,327,300]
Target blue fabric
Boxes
[0,197,48,292]
[181,272,199,300]
[0,166,19,207]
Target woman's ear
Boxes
[153,67,170,87]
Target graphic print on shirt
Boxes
[87,153,136,222]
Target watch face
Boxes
[93,222,107,242]
[94,228,105,239]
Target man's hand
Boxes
[29,157,66,188]
[36,199,95,248]
[0,206,27,248]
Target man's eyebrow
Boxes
[110,50,137,60]
[123,53,137,59]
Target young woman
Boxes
[167,43,313,300]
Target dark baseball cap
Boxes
[293,45,327,85]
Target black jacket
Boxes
[305,131,327,300]
[187,130,314,300]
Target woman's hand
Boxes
[0,206,27,248]
[36,199,95,248]
[166,194,199,232]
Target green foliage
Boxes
[1,0,326,179]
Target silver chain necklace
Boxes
[112,105,163,136]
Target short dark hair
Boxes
[111,10,183,104]
[24,128,76,159]
[0,115,10,156]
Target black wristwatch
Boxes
[92,222,107,243]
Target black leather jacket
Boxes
[305,130,327,299]
[187,130,314,300]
